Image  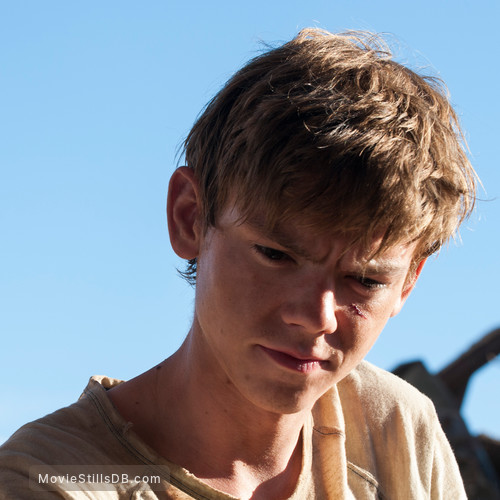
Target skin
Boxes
[109,167,424,499]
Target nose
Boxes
[281,282,337,335]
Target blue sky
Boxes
[1,1,499,444]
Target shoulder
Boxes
[337,361,466,499]
[339,360,437,421]
[0,376,129,496]
[338,360,443,457]
[0,376,125,459]
[0,376,127,461]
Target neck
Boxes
[155,332,307,497]
[108,329,310,499]
[163,333,306,462]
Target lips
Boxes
[258,345,328,373]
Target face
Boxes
[188,205,421,416]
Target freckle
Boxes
[350,303,366,319]
[135,401,139,405]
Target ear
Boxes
[390,259,426,317]
[167,166,201,260]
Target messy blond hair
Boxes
[182,28,477,282]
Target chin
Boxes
[246,382,328,416]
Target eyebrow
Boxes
[354,259,409,277]
[245,217,316,261]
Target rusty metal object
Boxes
[438,328,500,407]
[392,327,500,499]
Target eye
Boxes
[353,276,385,290]
[254,245,290,262]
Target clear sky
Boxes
[1,1,499,445]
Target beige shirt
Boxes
[0,362,466,499]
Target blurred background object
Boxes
[393,328,500,499]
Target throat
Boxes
[200,434,304,500]
[110,344,308,499]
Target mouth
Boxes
[257,345,328,373]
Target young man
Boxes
[0,29,476,499]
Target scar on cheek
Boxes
[350,304,366,319]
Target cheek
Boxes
[335,296,396,352]
[216,248,281,304]
[196,244,271,329]
[355,288,402,322]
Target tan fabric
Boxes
[0,361,466,499]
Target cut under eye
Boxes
[254,245,290,262]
